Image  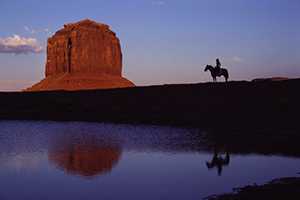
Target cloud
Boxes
[0,34,43,54]
[0,80,35,91]
[232,56,243,63]
[24,26,50,35]
[152,1,165,6]
[24,26,36,34]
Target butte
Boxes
[27,19,135,91]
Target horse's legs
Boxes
[222,74,228,82]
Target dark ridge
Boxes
[205,177,300,200]
[0,79,299,131]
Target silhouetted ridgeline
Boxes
[0,79,299,131]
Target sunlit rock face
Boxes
[48,141,122,177]
[27,19,134,91]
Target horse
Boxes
[206,151,230,176]
[204,65,229,82]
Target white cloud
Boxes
[24,26,50,34]
[24,26,32,33]
[232,56,243,63]
[152,1,165,6]
[0,34,43,54]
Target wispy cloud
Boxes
[152,1,166,6]
[24,26,51,35]
[0,34,43,54]
[24,26,35,34]
[0,80,35,91]
[232,56,243,63]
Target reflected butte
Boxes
[48,141,122,177]
[27,19,134,91]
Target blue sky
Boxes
[0,0,299,90]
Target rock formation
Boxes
[49,145,122,177]
[27,19,134,91]
[48,141,122,177]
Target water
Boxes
[0,121,299,200]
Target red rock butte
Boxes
[48,144,122,177]
[27,19,135,91]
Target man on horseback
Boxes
[204,58,229,82]
[215,58,221,76]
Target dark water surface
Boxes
[0,121,299,200]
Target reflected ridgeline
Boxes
[48,135,122,178]
[206,149,230,176]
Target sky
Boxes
[0,0,299,91]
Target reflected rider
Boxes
[206,151,230,176]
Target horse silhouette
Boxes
[204,65,229,82]
[206,151,230,176]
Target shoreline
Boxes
[205,177,300,200]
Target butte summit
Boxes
[27,19,135,91]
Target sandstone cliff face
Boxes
[46,19,122,77]
[27,19,134,91]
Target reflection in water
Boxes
[206,150,230,176]
[0,121,300,200]
[48,136,122,177]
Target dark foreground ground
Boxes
[0,79,299,130]
[206,177,300,200]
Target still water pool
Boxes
[0,121,299,200]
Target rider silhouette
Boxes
[216,58,221,75]
[206,150,230,176]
